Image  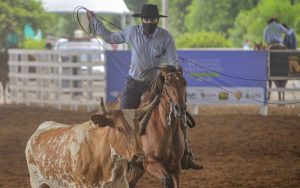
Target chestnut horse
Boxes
[254,42,287,101]
[133,65,187,188]
[104,65,188,188]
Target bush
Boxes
[22,39,45,49]
[175,31,233,48]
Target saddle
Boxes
[268,43,286,50]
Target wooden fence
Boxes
[7,49,106,111]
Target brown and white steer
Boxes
[25,97,157,188]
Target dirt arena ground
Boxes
[0,104,300,188]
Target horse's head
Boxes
[155,65,187,119]
[254,41,267,50]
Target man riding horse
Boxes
[263,16,291,101]
[87,4,203,170]
[264,16,290,49]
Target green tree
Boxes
[146,0,192,36]
[229,0,300,47]
[46,14,75,38]
[176,32,233,48]
[0,0,55,48]
[55,13,122,38]
[166,0,192,36]
[185,0,259,37]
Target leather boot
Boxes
[180,121,204,170]
[181,140,204,170]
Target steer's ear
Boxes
[90,114,113,127]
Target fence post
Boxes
[4,84,10,104]
[0,82,3,104]
[259,104,268,116]
[190,104,199,115]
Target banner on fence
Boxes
[106,50,268,104]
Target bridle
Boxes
[139,68,192,135]
[159,71,187,127]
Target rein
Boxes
[162,86,176,127]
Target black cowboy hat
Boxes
[267,16,279,24]
[132,4,167,18]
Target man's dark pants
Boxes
[120,76,151,109]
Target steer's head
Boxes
[90,96,158,162]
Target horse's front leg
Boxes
[268,81,272,100]
[171,171,180,188]
[146,156,178,188]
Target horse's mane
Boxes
[149,74,164,97]
[149,65,179,98]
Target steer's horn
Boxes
[100,97,108,115]
[135,95,159,120]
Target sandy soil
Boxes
[0,104,300,188]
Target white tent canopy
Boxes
[40,0,132,14]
